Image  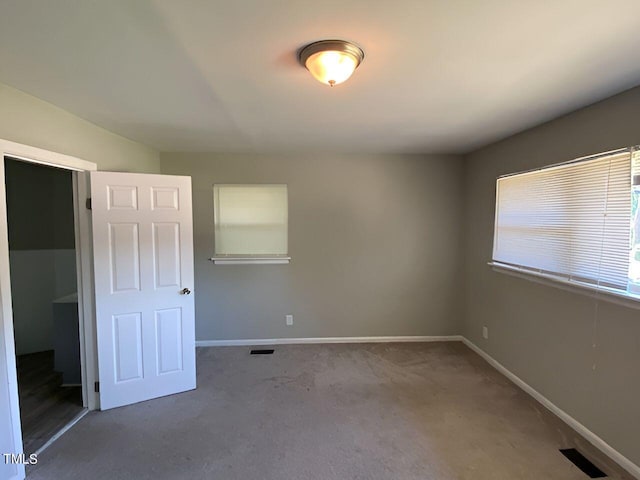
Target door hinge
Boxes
[86,198,92,210]
[94,381,100,393]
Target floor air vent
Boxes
[250,349,274,355]
[559,449,607,478]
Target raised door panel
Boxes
[108,185,138,210]
[108,223,141,293]
[151,187,179,211]
[112,313,143,383]
[153,223,181,289]
[155,308,183,375]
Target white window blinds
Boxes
[213,184,288,256]
[493,149,631,291]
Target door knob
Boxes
[181,288,191,295]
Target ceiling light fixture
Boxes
[298,40,364,87]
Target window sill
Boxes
[488,261,640,310]
[210,256,291,265]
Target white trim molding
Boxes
[0,139,97,172]
[196,335,462,347]
[461,337,640,479]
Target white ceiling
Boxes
[1,0,640,154]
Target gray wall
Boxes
[463,85,640,467]
[161,152,464,341]
[0,82,160,172]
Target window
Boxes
[492,147,640,300]
[212,184,289,264]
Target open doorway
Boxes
[0,140,195,480]
[4,157,85,455]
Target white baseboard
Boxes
[460,337,640,479]
[196,335,462,347]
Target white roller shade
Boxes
[214,184,288,256]
[493,150,631,290]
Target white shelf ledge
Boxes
[210,256,291,265]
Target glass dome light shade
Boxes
[299,40,364,87]
[305,50,358,86]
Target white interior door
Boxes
[90,172,195,410]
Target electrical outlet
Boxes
[482,326,489,340]
[286,314,293,326]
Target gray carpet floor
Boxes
[27,342,632,479]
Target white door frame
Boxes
[0,139,98,473]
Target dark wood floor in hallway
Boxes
[17,350,83,455]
